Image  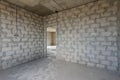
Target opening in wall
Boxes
[47,27,56,58]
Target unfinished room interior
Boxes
[0,0,120,80]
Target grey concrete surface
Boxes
[4,0,96,16]
[0,58,119,80]
[44,0,119,71]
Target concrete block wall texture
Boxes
[117,0,120,73]
[44,0,119,71]
[0,1,45,70]
[0,0,119,73]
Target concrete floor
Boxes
[0,58,120,80]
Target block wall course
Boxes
[44,0,119,71]
[0,1,45,70]
[117,0,120,73]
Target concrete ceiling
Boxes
[5,0,96,16]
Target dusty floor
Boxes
[0,58,120,80]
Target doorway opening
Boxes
[47,27,56,57]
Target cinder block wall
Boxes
[0,1,45,70]
[44,0,119,71]
[117,0,120,73]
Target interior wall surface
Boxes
[44,0,119,71]
[0,1,45,70]
[117,0,120,73]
